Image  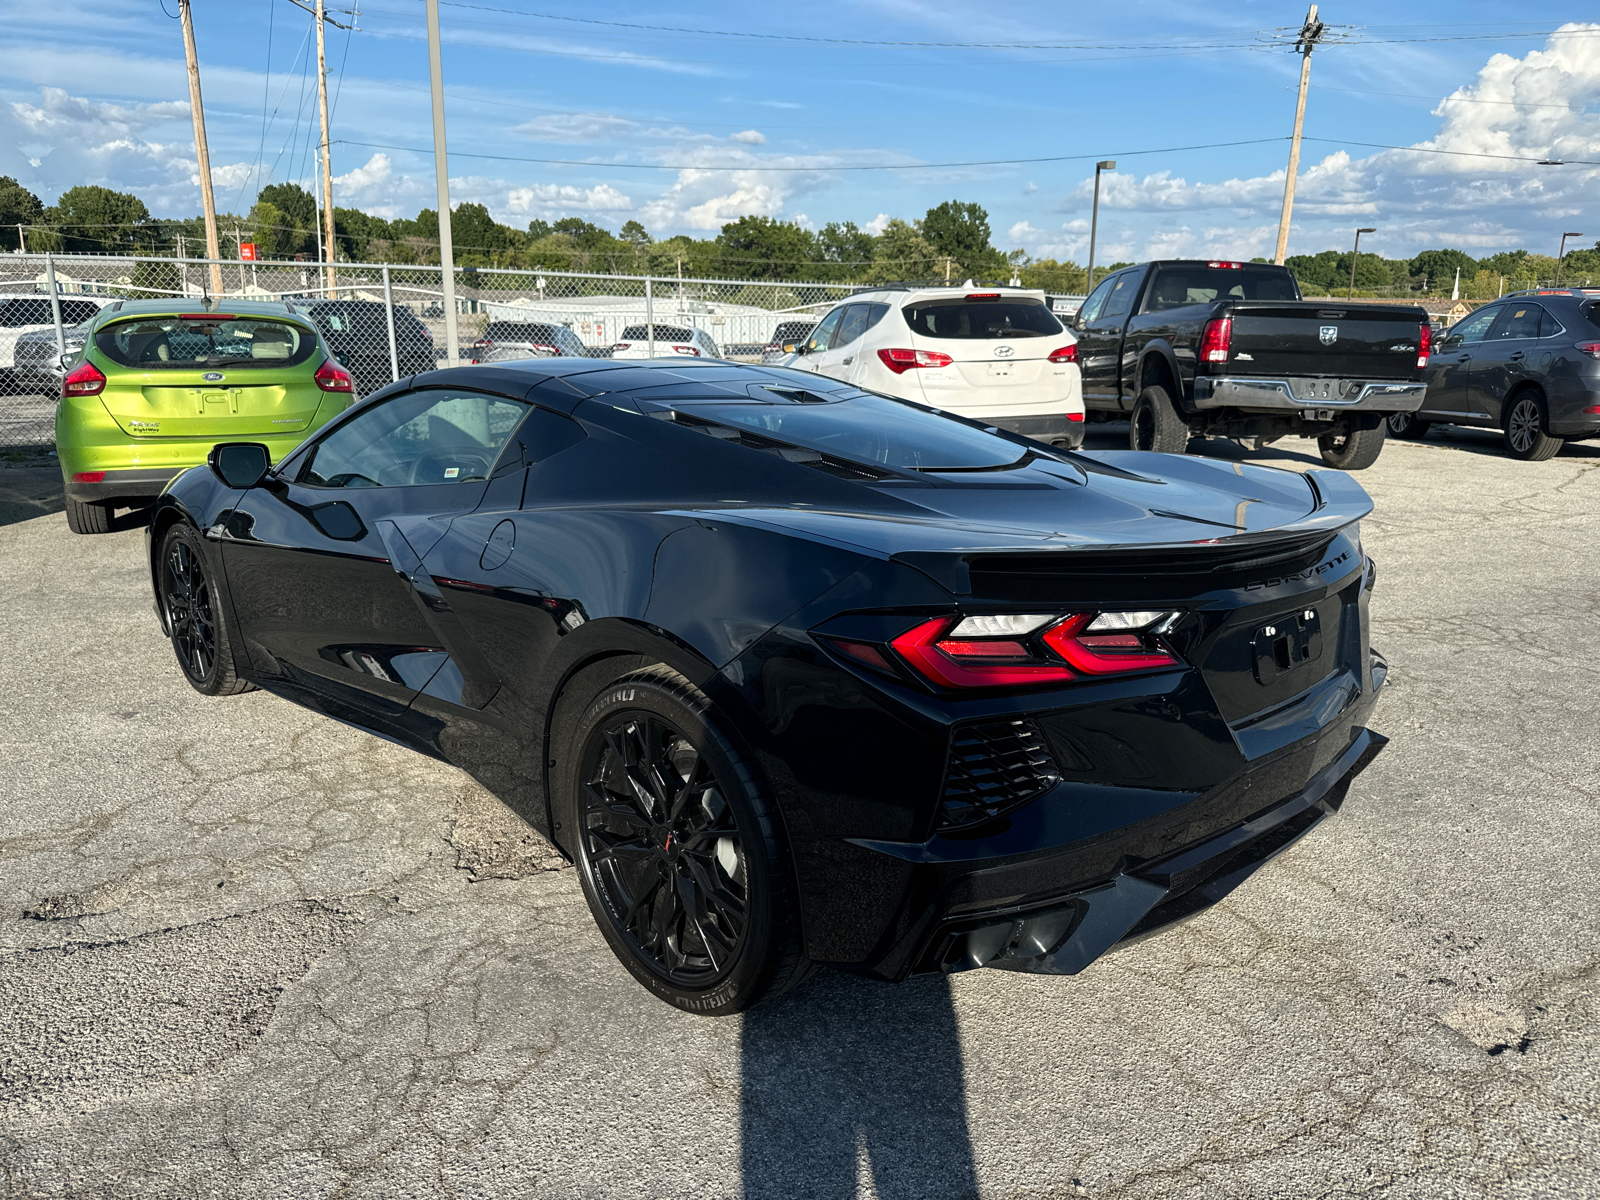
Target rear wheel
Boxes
[1129,385,1190,454]
[1319,423,1386,470]
[157,523,254,696]
[1386,411,1432,440]
[64,497,112,535]
[1502,391,1563,461]
[554,664,812,1014]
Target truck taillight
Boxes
[1200,318,1232,364]
[1048,345,1078,364]
[62,360,106,397]
[1206,261,1243,269]
[877,348,953,374]
[1417,322,1432,369]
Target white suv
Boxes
[785,285,1084,446]
[611,324,721,360]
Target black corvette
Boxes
[146,358,1388,1014]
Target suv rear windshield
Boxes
[621,325,693,342]
[903,298,1061,339]
[95,316,317,370]
[1143,266,1299,311]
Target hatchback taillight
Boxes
[1047,345,1078,364]
[314,359,354,392]
[1575,341,1600,359]
[62,360,106,397]
[883,611,1180,690]
[672,344,701,356]
[877,348,954,374]
[1417,322,1432,369]
[1200,318,1232,365]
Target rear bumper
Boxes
[62,466,186,504]
[983,413,1085,447]
[1194,376,1426,414]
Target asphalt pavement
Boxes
[1,426,1597,1199]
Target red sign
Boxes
[239,243,258,261]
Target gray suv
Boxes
[1394,290,1600,460]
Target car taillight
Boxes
[314,359,354,392]
[613,343,631,350]
[1067,412,1084,421]
[671,344,700,356]
[72,471,106,483]
[966,292,1001,301]
[1205,261,1243,270]
[763,342,781,352]
[62,360,106,397]
[1200,317,1232,364]
[473,338,493,348]
[532,343,560,355]
[1417,322,1432,369]
[1047,344,1078,364]
[1576,341,1600,359]
[877,348,954,374]
[886,610,1180,690]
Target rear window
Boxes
[484,322,564,341]
[95,316,317,370]
[1582,301,1600,333]
[903,298,1061,339]
[621,325,693,341]
[1143,266,1299,311]
[771,321,815,341]
[675,392,1030,470]
[0,299,54,327]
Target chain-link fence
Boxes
[0,251,874,444]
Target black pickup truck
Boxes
[1070,260,1431,468]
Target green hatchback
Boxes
[56,299,355,533]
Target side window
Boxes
[1102,273,1138,320]
[1078,276,1117,324]
[861,302,890,334]
[832,304,870,347]
[1492,305,1542,340]
[1450,307,1499,344]
[1539,309,1566,338]
[806,308,844,353]
[300,389,531,489]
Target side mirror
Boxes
[208,442,271,490]
[58,351,76,371]
[793,343,809,356]
[1074,315,1087,331]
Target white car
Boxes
[610,323,721,360]
[0,293,109,377]
[785,285,1084,446]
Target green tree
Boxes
[249,183,317,259]
[256,183,317,229]
[863,218,939,283]
[527,218,552,240]
[0,177,44,251]
[42,185,152,253]
[716,215,815,280]
[921,200,1006,278]
[1408,248,1477,292]
[620,219,651,247]
[1017,258,1088,293]
[814,221,877,281]
[332,207,389,260]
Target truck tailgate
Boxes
[1228,304,1424,379]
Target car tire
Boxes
[1319,424,1387,470]
[1386,411,1432,440]
[156,522,255,696]
[1129,385,1189,454]
[64,497,113,535]
[553,663,813,1015]
[1502,390,1563,462]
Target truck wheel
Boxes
[65,497,113,535]
[1502,391,1562,461]
[1130,386,1189,455]
[1386,411,1431,440]
[1318,424,1386,470]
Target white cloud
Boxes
[729,130,767,145]
[514,112,638,144]
[504,182,632,213]
[1023,181,1038,195]
[862,212,890,236]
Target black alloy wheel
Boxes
[1386,411,1431,440]
[559,665,812,1014]
[1129,385,1190,455]
[157,524,254,696]
[1503,391,1563,462]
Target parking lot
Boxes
[2,426,1597,1199]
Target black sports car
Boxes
[146,359,1389,1014]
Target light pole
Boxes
[1085,160,1116,294]
[1348,227,1376,298]
[1556,232,1584,285]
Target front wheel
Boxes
[1386,411,1432,440]
[1319,423,1386,470]
[555,665,812,1014]
[157,523,254,696]
[1502,391,1563,461]
[1129,385,1190,454]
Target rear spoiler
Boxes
[893,469,1371,595]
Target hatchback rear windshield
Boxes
[621,325,694,342]
[1143,266,1300,311]
[675,392,1030,470]
[95,316,317,370]
[903,298,1061,339]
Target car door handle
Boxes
[1508,351,1525,360]
[1456,354,1472,362]
[842,356,853,365]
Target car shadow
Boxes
[740,970,978,1200]
[1404,423,1600,460]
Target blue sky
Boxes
[2,1,1597,266]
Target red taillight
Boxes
[877,348,954,374]
[613,343,631,350]
[473,338,493,348]
[72,471,106,483]
[1067,412,1084,422]
[818,637,897,674]
[762,342,781,352]
[1200,318,1232,365]
[1205,261,1243,269]
[1416,322,1432,369]
[532,343,560,355]
[1576,341,1600,359]
[178,313,237,321]
[1041,614,1179,674]
[890,618,1075,688]
[888,612,1180,690]
[966,292,1001,300]
[1048,344,1078,364]
[62,360,106,397]
[314,359,353,393]
[671,344,701,356]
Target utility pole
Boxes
[179,0,224,296]
[1556,232,1584,285]
[16,223,24,253]
[1348,227,1376,298]
[1086,159,1116,293]
[1273,4,1325,265]
[425,0,460,365]
[315,0,338,296]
